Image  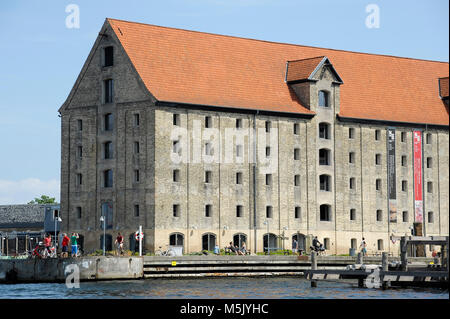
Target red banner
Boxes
[413,131,423,223]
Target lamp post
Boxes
[100,216,106,256]
[263,220,269,254]
[54,216,62,250]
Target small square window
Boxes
[104,113,113,131]
[375,154,381,165]
[173,204,180,217]
[401,132,406,142]
[427,182,433,193]
[294,175,300,187]
[402,180,407,192]
[350,209,356,221]
[236,118,242,129]
[236,144,243,158]
[134,170,140,182]
[349,177,355,190]
[77,146,83,158]
[293,123,299,135]
[265,174,272,186]
[77,173,82,186]
[376,210,383,221]
[76,207,82,219]
[134,204,140,217]
[402,211,408,222]
[426,157,432,168]
[134,114,140,126]
[349,152,355,164]
[205,171,212,183]
[205,205,212,217]
[103,46,114,67]
[236,205,243,218]
[104,79,113,104]
[265,146,271,158]
[427,211,434,223]
[294,148,300,160]
[426,133,432,144]
[134,141,140,154]
[205,116,212,128]
[236,172,243,185]
[173,169,180,182]
[266,206,273,218]
[376,179,381,191]
[375,130,381,141]
[401,155,407,167]
[294,207,301,219]
[77,119,83,131]
[265,121,271,133]
[349,127,355,139]
[173,114,180,126]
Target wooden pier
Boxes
[304,236,449,289]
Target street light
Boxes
[100,216,106,256]
[263,220,269,254]
[54,216,62,250]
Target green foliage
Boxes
[28,195,58,205]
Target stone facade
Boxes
[59,20,449,256]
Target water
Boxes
[0,277,447,299]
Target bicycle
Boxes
[154,246,176,256]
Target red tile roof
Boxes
[108,18,449,126]
[286,56,326,82]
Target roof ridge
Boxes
[106,18,449,64]
[287,56,326,63]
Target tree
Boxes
[28,195,58,205]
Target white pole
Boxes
[139,225,142,257]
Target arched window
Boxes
[318,90,329,107]
[202,233,216,251]
[101,202,113,229]
[170,233,184,246]
[319,122,331,139]
[292,233,306,252]
[320,204,331,221]
[263,233,278,254]
[319,149,331,165]
[233,233,247,249]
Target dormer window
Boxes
[318,90,329,107]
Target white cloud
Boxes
[0,178,60,205]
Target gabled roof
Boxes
[107,18,449,126]
[285,56,343,84]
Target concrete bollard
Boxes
[357,252,363,265]
[311,251,317,288]
[381,252,390,290]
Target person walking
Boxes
[43,234,52,258]
[115,232,124,256]
[292,239,298,255]
[71,233,79,257]
[360,237,367,257]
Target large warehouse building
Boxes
[59,18,449,256]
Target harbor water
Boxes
[0,277,447,299]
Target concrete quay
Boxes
[0,255,435,283]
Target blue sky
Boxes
[0,0,448,204]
